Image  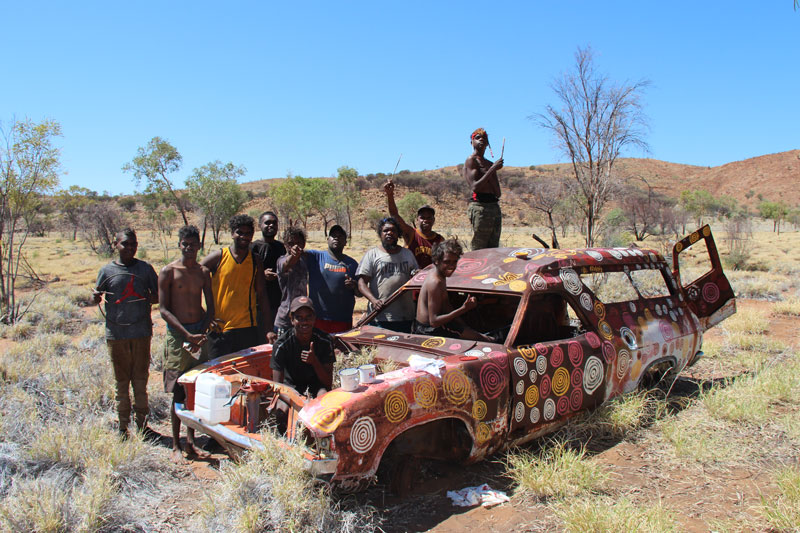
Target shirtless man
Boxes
[158,225,214,463]
[383,180,443,268]
[464,128,503,250]
[413,238,488,341]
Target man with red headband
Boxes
[464,128,503,249]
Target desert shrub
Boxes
[774,297,800,316]
[505,441,609,500]
[761,466,800,531]
[561,390,667,441]
[197,432,377,532]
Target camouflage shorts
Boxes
[468,201,502,250]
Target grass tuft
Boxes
[773,297,800,317]
[762,465,800,531]
[505,441,609,501]
[552,496,678,532]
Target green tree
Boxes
[533,46,650,247]
[758,200,789,234]
[0,119,61,323]
[122,137,189,225]
[56,185,97,240]
[303,178,337,234]
[185,161,248,246]
[396,191,430,224]
[679,189,716,226]
[336,166,361,234]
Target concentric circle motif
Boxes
[655,304,663,316]
[513,357,527,377]
[568,341,584,366]
[518,345,536,362]
[514,402,525,422]
[629,301,637,313]
[617,349,631,379]
[583,356,604,395]
[525,385,539,407]
[702,226,711,237]
[620,327,637,349]
[509,280,528,292]
[557,395,570,415]
[550,346,564,367]
[552,367,570,396]
[702,282,720,304]
[529,369,537,382]
[602,341,616,364]
[530,274,548,291]
[421,337,446,349]
[480,362,506,400]
[455,257,486,274]
[340,330,362,337]
[608,249,623,260]
[384,390,409,423]
[560,268,583,295]
[536,355,548,375]
[465,349,483,358]
[569,387,583,411]
[350,417,377,454]
[669,311,677,322]
[476,422,491,443]
[449,343,462,351]
[598,320,614,340]
[535,343,548,355]
[540,375,551,398]
[593,301,606,319]
[690,232,699,244]
[543,398,556,420]
[472,399,487,420]
[388,336,400,341]
[586,250,604,261]
[659,320,674,342]
[374,334,386,339]
[516,380,524,396]
[675,241,683,253]
[311,407,345,433]
[443,368,471,405]
[530,407,541,424]
[580,292,593,311]
[413,378,437,408]
[412,271,428,283]
[571,367,583,389]
[585,332,601,349]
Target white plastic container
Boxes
[194,373,232,424]
[339,368,360,391]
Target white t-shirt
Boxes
[356,246,418,322]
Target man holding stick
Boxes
[464,127,503,249]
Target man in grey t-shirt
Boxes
[356,217,418,332]
[94,228,158,438]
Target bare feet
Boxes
[184,442,212,459]
[171,448,188,464]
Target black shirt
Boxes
[252,239,286,316]
[270,328,336,396]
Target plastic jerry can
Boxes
[194,373,232,424]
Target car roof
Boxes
[404,246,666,294]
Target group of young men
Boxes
[95,127,504,461]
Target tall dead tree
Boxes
[533,46,650,247]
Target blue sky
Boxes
[3,1,798,195]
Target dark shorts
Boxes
[207,326,262,359]
[372,320,413,333]
[412,319,464,338]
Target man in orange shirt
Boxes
[383,179,443,268]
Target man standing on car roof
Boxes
[93,228,159,439]
[383,179,443,268]
[464,127,503,249]
[305,224,360,334]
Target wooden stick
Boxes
[500,137,505,159]
[391,154,403,178]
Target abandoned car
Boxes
[176,225,735,491]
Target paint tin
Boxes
[339,368,360,391]
[358,364,377,384]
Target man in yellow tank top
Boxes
[201,214,275,358]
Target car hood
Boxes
[337,325,479,360]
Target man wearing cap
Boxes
[464,127,503,249]
[384,179,443,268]
[270,296,335,399]
[305,224,360,334]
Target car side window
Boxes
[512,294,585,346]
[452,291,520,343]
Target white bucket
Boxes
[339,368,360,391]
[358,364,377,384]
[194,373,231,424]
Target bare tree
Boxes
[533,46,650,247]
[525,175,569,248]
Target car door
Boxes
[672,225,736,331]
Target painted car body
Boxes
[176,225,734,491]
